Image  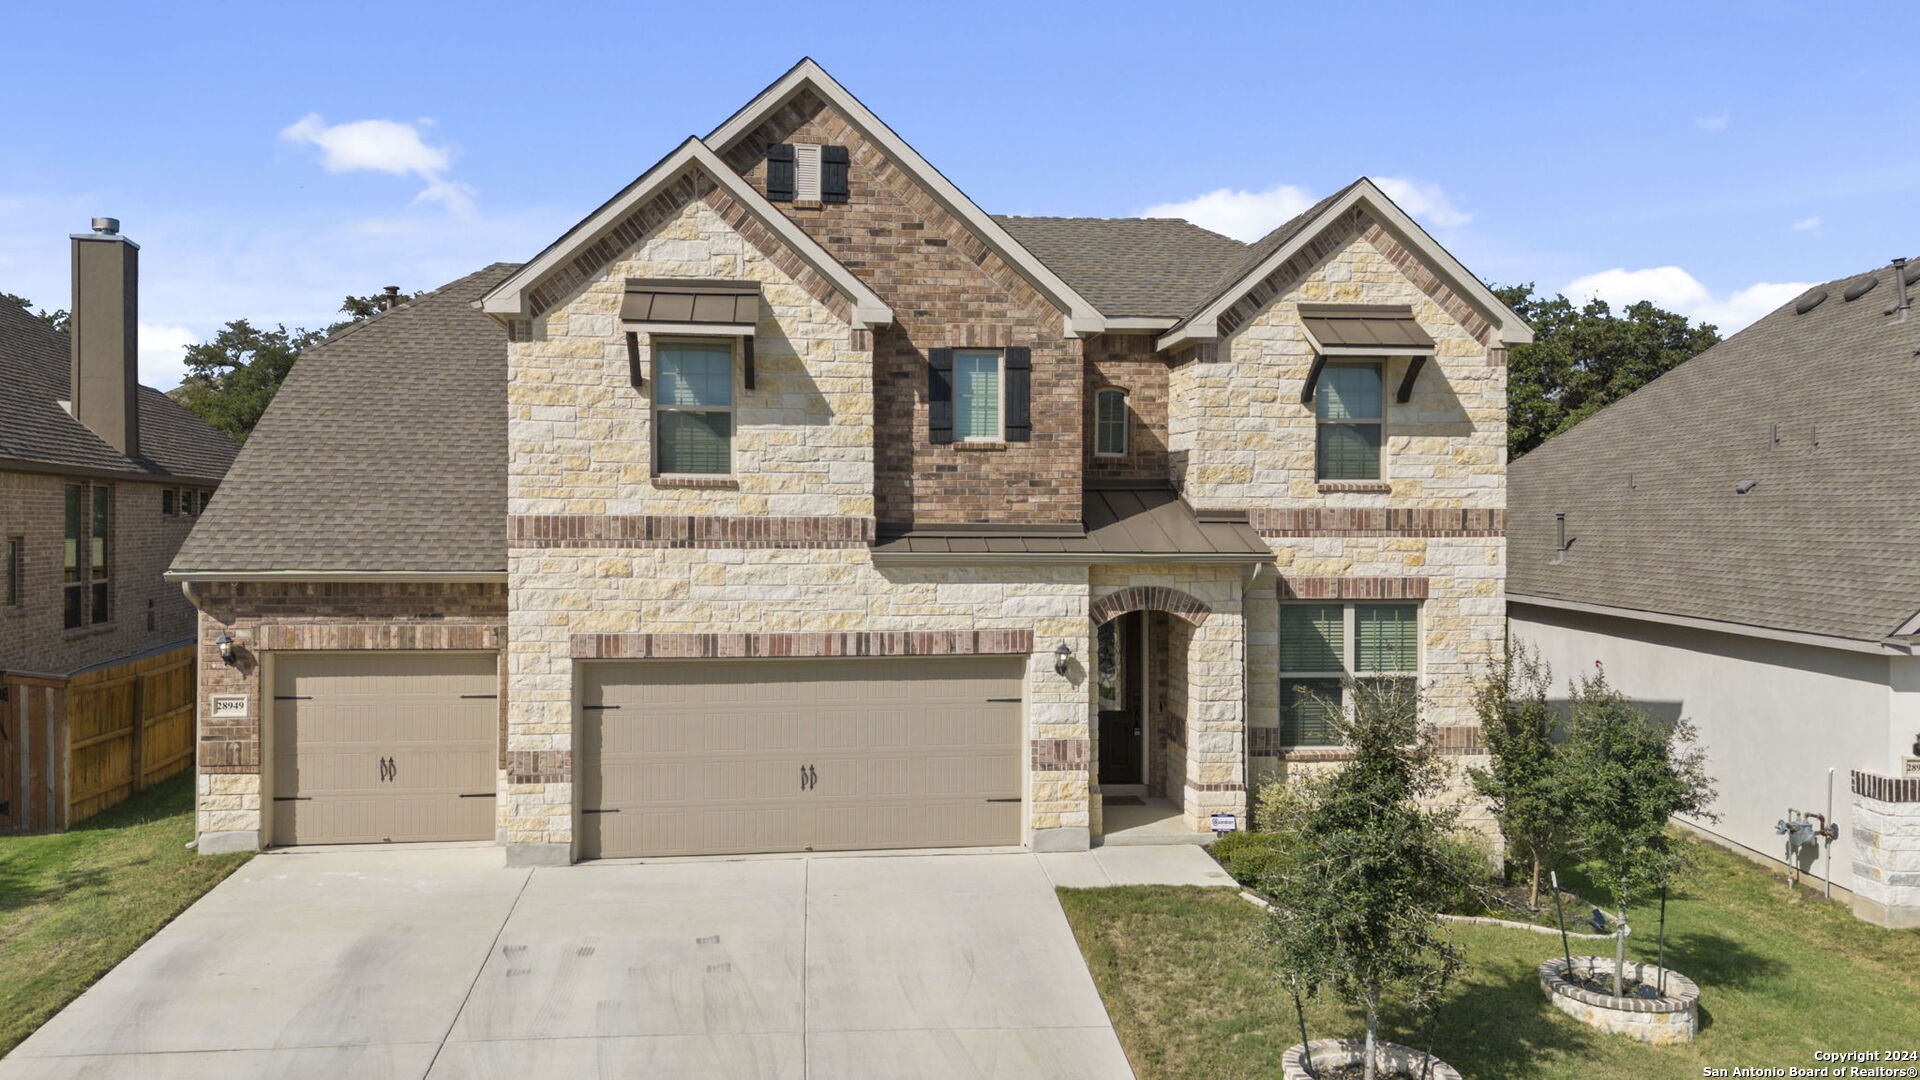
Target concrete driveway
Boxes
[0,843,1223,1079]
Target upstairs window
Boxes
[1279,602,1419,746]
[765,143,849,203]
[63,484,82,628]
[162,488,177,516]
[1316,362,1384,481]
[654,339,735,475]
[1095,389,1129,457]
[5,536,20,606]
[953,350,1003,441]
[90,485,110,623]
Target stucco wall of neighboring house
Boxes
[1166,218,1507,793]
[2,470,207,674]
[1510,600,1900,895]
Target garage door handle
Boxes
[985,797,1021,803]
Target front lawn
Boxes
[1059,836,1920,1080]
[0,773,250,1056]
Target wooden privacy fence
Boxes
[1,643,196,833]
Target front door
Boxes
[1096,611,1144,787]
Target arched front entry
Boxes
[1088,586,1212,815]
[1090,585,1212,628]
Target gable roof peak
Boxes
[705,59,1107,334]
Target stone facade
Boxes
[1166,215,1507,791]
[1850,771,1920,928]
[2,470,210,674]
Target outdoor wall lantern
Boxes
[215,632,236,666]
[1054,641,1073,676]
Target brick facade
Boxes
[187,581,507,847]
[721,88,1083,529]
[2,470,210,674]
[1083,333,1171,483]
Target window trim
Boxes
[4,535,21,607]
[651,335,739,478]
[1094,387,1129,458]
[1314,360,1388,482]
[63,483,83,629]
[952,348,1005,443]
[1278,600,1422,748]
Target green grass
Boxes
[1059,836,1920,1080]
[0,773,250,1056]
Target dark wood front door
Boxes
[1097,611,1144,786]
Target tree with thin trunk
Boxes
[1468,644,1582,907]
[1262,678,1465,1080]
[1563,666,1717,996]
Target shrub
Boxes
[1211,829,1296,886]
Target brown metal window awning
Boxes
[620,279,761,335]
[1297,304,1435,404]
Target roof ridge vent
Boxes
[1843,274,1878,302]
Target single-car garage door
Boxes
[271,652,498,846]
[581,657,1023,859]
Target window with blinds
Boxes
[1316,362,1384,480]
[953,350,1002,441]
[90,485,110,624]
[63,483,82,628]
[654,340,735,475]
[1095,388,1128,456]
[1279,600,1419,746]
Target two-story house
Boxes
[172,60,1528,864]
[2,219,238,831]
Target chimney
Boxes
[382,285,401,310]
[69,217,140,458]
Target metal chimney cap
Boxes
[91,217,120,235]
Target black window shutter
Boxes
[1004,347,1032,441]
[821,145,850,203]
[928,347,955,444]
[742,335,756,390]
[765,144,795,201]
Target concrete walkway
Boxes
[0,843,1227,1079]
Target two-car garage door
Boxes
[580,657,1023,859]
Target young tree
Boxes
[1468,644,1580,907]
[172,290,415,440]
[1563,666,1717,996]
[1492,284,1720,458]
[1263,679,1465,1080]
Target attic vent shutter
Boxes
[928,347,955,444]
[766,144,795,201]
[1004,347,1032,441]
[822,145,850,203]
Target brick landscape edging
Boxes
[570,628,1034,660]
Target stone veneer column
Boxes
[1851,771,1920,928]
[1181,603,1247,830]
[1030,628,1094,852]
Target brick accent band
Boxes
[1091,586,1213,628]
[1853,770,1920,803]
[1280,576,1430,601]
[571,628,1034,660]
[1252,508,1505,537]
[506,750,571,784]
[254,623,503,651]
[1186,782,1247,793]
[1251,724,1484,759]
[509,514,876,549]
[1032,738,1089,771]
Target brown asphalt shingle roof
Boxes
[0,300,238,483]
[993,216,1247,317]
[170,264,517,574]
[1510,259,1920,644]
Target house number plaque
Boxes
[210,694,249,719]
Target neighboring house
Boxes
[1,219,238,833]
[1509,257,1920,928]
[172,59,1529,866]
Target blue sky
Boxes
[4,0,1916,389]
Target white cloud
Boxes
[1792,216,1821,232]
[1695,114,1729,132]
[1139,184,1316,242]
[281,114,473,214]
[137,322,197,391]
[1562,266,1810,332]
[1374,177,1472,229]
[1139,176,1470,242]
